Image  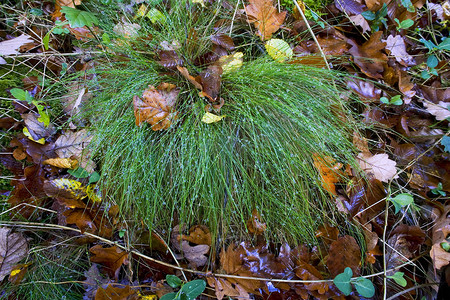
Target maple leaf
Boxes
[357,153,398,182]
[133,83,179,130]
[0,227,28,281]
[245,0,286,41]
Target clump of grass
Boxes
[83,0,363,245]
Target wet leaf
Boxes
[90,245,128,280]
[245,0,286,41]
[22,113,56,142]
[335,0,366,15]
[246,209,267,235]
[68,167,90,178]
[8,263,30,285]
[171,225,209,268]
[382,34,415,66]
[207,277,251,300]
[180,279,206,300]
[265,38,293,62]
[326,235,361,277]
[202,112,225,123]
[134,83,179,130]
[94,284,139,300]
[357,153,398,182]
[198,65,223,102]
[430,205,450,269]
[0,227,28,281]
[389,193,414,214]
[166,274,182,288]
[210,34,235,50]
[387,224,425,272]
[54,129,95,172]
[43,157,78,169]
[313,154,343,195]
[0,34,33,57]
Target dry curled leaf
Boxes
[0,227,28,281]
[313,154,343,195]
[382,35,415,66]
[133,83,179,130]
[246,209,267,235]
[171,225,209,268]
[423,101,450,121]
[245,0,286,41]
[207,277,251,300]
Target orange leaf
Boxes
[313,154,343,195]
[246,209,267,235]
[180,225,212,246]
[245,0,286,40]
[133,83,179,130]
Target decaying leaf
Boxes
[313,154,343,195]
[43,157,78,169]
[430,205,450,269]
[54,129,95,172]
[0,227,28,281]
[357,153,398,182]
[207,277,251,300]
[245,0,286,41]
[90,245,128,280]
[349,14,371,33]
[217,52,243,74]
[133,83,179,130]
[179,225,212,246]
[246,209,267,235]
[423,101,450,121]
[95,284,139,300]
[22,113,56,142]
[326,235,361,277]
[171,225,209,268]
[382,35,415,66]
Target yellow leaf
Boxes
[265,39,293,63]
[135,4,147,18]
[85,184,102,203]
[10,268,21,277]
[202,112,225,124]
[218,52,244,74]
[192,0,205,7]
[23,127,45,144]
[43,158,78,169]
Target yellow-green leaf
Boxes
[265,39,293,63]
[218,52,243,74]
[202,112,225,124]
[23,127,45,144]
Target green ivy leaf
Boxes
[441,136,450,153]
[353,277,375,298]
[166,275,183,288]
[387,272,407,287]
[68,167,90,179]
[180,280,206,300]
[333,267,353,296]
[60,6,98,28]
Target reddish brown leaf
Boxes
[326,235,361,277]
[316,35,349,56]
[94,284,139,300]
[64,208,96,233]
[133,83,179,130]
[295,262,329,295]
[0,227,28,281]
[348,31,387,79]
[177,66,203,90]
[180,225,212,246]
[207,277,250,300]
[171,225,209,268]
[431,205,450,269]
[313,154,343,195]
[198,65,223,103]
[90,245,128,280]
[158,50,184,68]
[210,34,235,50]
[315,224,339,245]
[245,0,286,41]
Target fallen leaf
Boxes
[83,264,111,299]
[22,113,56,142]
[423,101,450,121]
[44,178,87,208]
[43,157,78,169]
[180,225,212,246]
[217,52,244,74]
[54,129,95,172]
[398,70,416,104]
[202,112,225,123]
[357,153,398,182]
[90,245,128,280]
[57,0,82,8]
[171,225,209,268]
[326,235,361,277]
[313,154,343,195]
[335,0,366,15]
[8,263,30,285]
[0,227,28,281]
[198,65,223,102]
[134,83,179,130]
[207,277,251,300]
[245,0,286,41]
[0,34,33,56]
[349,14,371,33]
[430,205,450,269]
[95,284,139,300]
[113,21,141,39]
[246,209,267,235]
[210,34,235,50]
[382,35,415,66]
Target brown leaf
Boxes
[348,31,387,79]
[54,129,95,172]
[177,66,203,90]
[8,263,30,285]
[430,205,450,270]
[315,224,339,245]
[349,14,371,33]
[198,65,223,103]
[382,35,415,66]
[295,262,329,295]
[398,70,416,104]
[133,83,179,131]
[94,284,139,300]
[180,225,212,246]
[326,235,361,277]
[43,157,78,169]
[83,264,111,299]
[347,79,382,100]
[245,0,286,41]
[64,208,97,233]
[246,209,267,235]
[0,227,28,281]
[316,35,349,56]
[158,50,184,68]
[0,34,33,57]
[207,277,251,300]
[171,225,209,268]
[57,0,82,8]
[90,245,128,280]
[210,34,235,50]
[22,113,56,141]
[334,0,366,15]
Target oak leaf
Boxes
[245,0,286,41]
[207,277,251,300]
[0,228,28,281]
[89,245,128,280]
[133,83,179,130]
[357,153,398,182]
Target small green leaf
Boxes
[30,8,43,16]
[441,242,450,252]
[420,38,437,51]
[361,11,376,21]
[60,6,98,28]
[160,292,178,300]
[10,88,27,101]
[353,277,375,298]
[89,172,100,184]
[399,19,414,29]
[146,8,166,24]
[438,38,450,51]
[441,136,450,153]
[102,33,111,44]
[265,39,293,63]
[390,193,414,214]
[427,55,439,68]
[387,272,407,287]
[333,267,353,296]
[180,280,206,300]
[68,167,90,179]
[390,95,403,106]
[166,275,183,288]
[420,70,431,80]
[380,97,389,104]
[118,229,126,238]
